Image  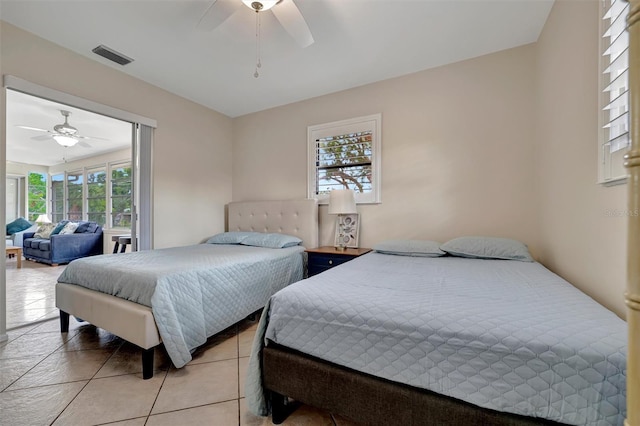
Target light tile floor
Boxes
[2,255,359,426]
[6,256,63,329]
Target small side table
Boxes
[305,246,372,277]
[6,246,22,268]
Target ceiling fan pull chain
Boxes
[254,11,261,78]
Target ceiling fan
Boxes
[197,0,314,48]
[17,110,105,148]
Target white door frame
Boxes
[0,75,156,341]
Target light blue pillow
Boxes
[240,233,302,249]
[373,240,445,257]
[440,236,533,262]
[206,231,256,245]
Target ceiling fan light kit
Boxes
[16,109,100,148]
[52,134,79,147]
[51,110,80,146]
[242,0,279,12]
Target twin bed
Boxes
[55,199,318,378]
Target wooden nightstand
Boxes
[305,246,372,277]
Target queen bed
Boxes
[246,238,628,426]
[55,199,318,379]
[245,2,640,425]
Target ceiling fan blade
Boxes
[78,141,92,148]
[78,134,109,141]
[272,0,314,48]
[17,125,49,132]
[32,134,53,142]
[196,0,240,31]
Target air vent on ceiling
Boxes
[91,45,134,66]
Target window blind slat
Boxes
[604,90,628,117]
[603,0,627,22]
[603,30,629,59]
[604,47,628,76]
[604,111,629,141]
[604,68,628,96]
[603,3,629,39]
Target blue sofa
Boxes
[23,221,103,265]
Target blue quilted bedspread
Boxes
[246,253,627,425]
[58,244,304,367]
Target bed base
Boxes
[58,310,156,379]
[56,282,162,379]
[263,344,565,426]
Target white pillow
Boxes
[59,222,79,235]
[34,223,56,239]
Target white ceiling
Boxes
[0,0,554,119]
[6,90,132,167]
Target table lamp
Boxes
[328,189,357,251]
[35,214,51,225]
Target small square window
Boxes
[307,113,382,204]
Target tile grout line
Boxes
[45,327,119,425]
[144,365,170,425]
[0,323,82,392]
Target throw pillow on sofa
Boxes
[74,221,99,234]
[34,223,56,239]
[50,220,69,236]
[59,222,79,235]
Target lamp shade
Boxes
[35,214,51,224]
[328,189,357,215]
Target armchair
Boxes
[10,223,38,248]
[6,217,37,247]
[23,221,103,265]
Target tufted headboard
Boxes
[227,199,319,249]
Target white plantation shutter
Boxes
[308,114,382,204]
[315,131,373,194]
[599,0,630,183]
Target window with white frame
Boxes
[51,173,64,223]
[27,172,47,221]
[48,161,132,229]
[110,163,132,228]
[599,0,630,184]
[87,167,107,226]
[308,114,382,204]
[66,171,84,221]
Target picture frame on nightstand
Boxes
[334,213,359,248]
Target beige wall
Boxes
[535,0,627,317]
[0,21,234,249]
[233,0,629,318]
[234,44,540,254]
[0,0,627,327]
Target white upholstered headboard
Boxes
[227,199,318,249]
